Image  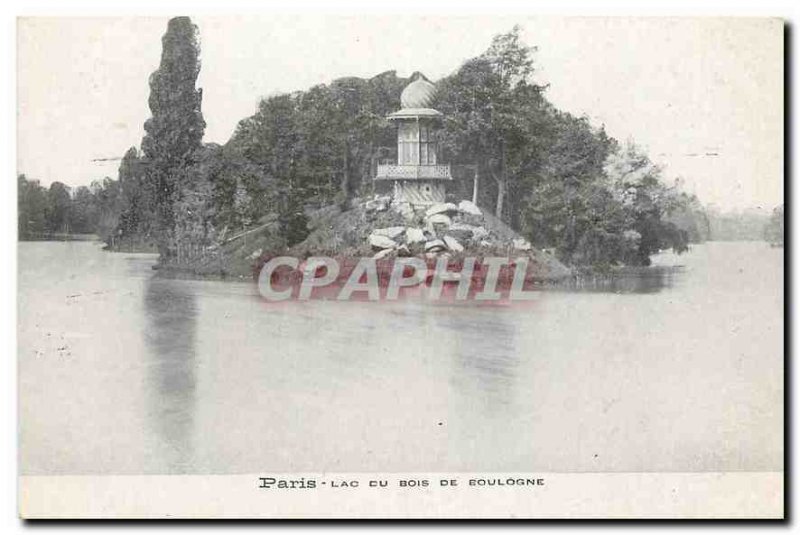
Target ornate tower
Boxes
[375,73,452,208]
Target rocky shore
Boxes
[155,195,572,282]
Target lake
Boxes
[18,241,783,474]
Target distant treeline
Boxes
[19,18,779,266]
[763,205,784,246]
[705,205,784,244]
[17,175,122,242]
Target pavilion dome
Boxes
[400,73,437,109]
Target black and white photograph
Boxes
[13,13,784,519]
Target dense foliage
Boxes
[20,19,726,268]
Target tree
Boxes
[44,182,72,234]
[17,175,48,239]
[91,177,122,244]
[117,146,150,241]
[764,204,784,246]
[206,143,269,238]
[521,112,620,265]
[225,70,407,215]
[141,16,205,260]
[70,185,98,234]
[604,143,690,265]
[666,191,710,244]
[437,26,548,222]
[173,164,215,264]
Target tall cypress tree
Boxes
[142,16,205,260]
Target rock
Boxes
[396,244,411,257]
[471,226,489,240]
[373,248,395,260]
[443,235,464,252]
[407,242,426,255]
[393,201,416,220]
[365,196,390,212]
[248,248,263,260]
[373,226,405,240]
[425,239,446,253]
[458,200,482,216]
[405,227,427,244]
[425,251,451,260]
[513,238,532,251]
[446,229,473,241]
[447,223,488,242]
[369,233,398,250]
[425,213,452,233]
[447,223,475,237]
[425,202,458,217]
[454,212,485,227]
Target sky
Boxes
[17,16,783,211]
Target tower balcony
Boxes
[375,164,452,181]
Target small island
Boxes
[172,72,572,284]
[16,17,783,283]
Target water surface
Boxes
[18,241,783,474]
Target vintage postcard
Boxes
[16,15,784,519]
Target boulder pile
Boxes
[187,193,570,281]
[362,196,534,259]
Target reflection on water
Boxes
[558,266,683,294]
[438,310,519,414]
[143,279,197,473]
[18,241,783,474]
